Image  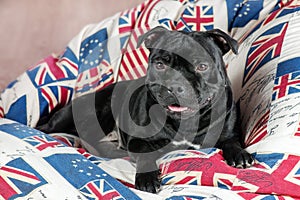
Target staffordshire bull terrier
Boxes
[37,26,254,193]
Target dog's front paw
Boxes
[135,170,160,193]
[223,148,254,168]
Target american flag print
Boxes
[118,3,145,51]
[117,28,150,81]
[116,0,161,81]
[177,5,214,31]
[243,22,288,85]
[0,158,47,199]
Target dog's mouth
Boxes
[167,104,194,113]
[165,95,214,115]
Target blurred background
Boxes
[0,0,144,89]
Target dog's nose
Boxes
[168,84,185,95]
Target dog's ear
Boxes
[137,26,168,48]
[206,29,238,55]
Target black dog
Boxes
[37,27,253,193]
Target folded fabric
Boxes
[1,0,300,199]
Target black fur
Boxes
[37,27,253,193]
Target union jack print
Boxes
[80,179,125,200]
[243,22,288,85]
[39,85,73,114]
[27,55,77,87]
[273,57,300,100]
[245,0,300,38]
[158,18,176,30]
[175,17,193,32]
[245,111,269,146]
[0,158,47,199]
[234,154,300,198]
[273,72,300,100]
[23,135,64,151]
[160,149,238,187]
[178,5,214,31]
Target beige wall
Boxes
[0,0,144,89]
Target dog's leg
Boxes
[128,139,162,193]
[135,156,160,193]
[37,104,76,134]
[221,138,254,168]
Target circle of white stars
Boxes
[234,2,251,18]
[72,158,106,178]
[80,39,104,67]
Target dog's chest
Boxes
[171,139,201,150]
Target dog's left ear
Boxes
[206,29,238,55]
[137,26,168,48]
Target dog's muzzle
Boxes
[148,83,212,118]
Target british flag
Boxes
[234,154,300,198]
[272,57,300,100]
[160,149,238,187]
[243,22,288,85]
[0,158,47,199]
[23,135,65,151]
[245,111,269,146]
[158,18,176,30]
[26,54,76,115]
[80,179,125,200]
[39,85,73,115]
[27,54,77,87]
[244,0,300,41]
[177,5,214,31]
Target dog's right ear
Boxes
[137,26,168,48]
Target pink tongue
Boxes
[168,105,188,112]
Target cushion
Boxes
[1,0,300,198]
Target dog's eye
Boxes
[195,64,208,72]
[154,61,166,70]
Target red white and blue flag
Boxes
[0,158,47,199]
[273,57,300,100]
[177,5,214,31]
[243,22,288,85]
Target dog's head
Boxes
[137,26,238,119]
